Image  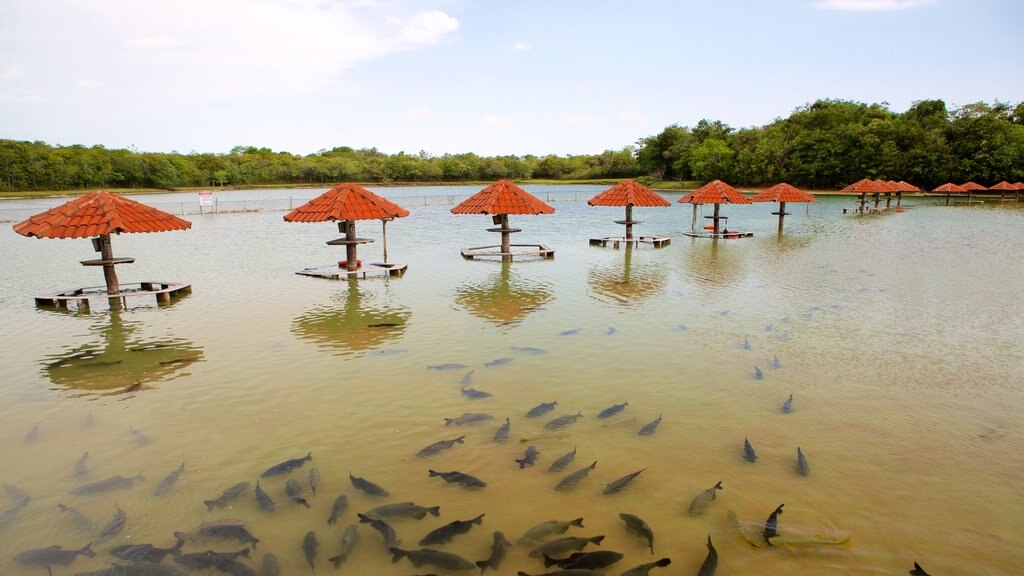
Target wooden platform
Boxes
[589,236,671,248]
[34,281,191,310]
[682,232,753,239]
[460,244,555,260]
[296,262,408,279]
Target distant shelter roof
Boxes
[283,183,409,223]
[13,190,192,239]
[750,183,816,203]
[451,180,554,215]
[677,180,752,205]
[933,183,967,193]
[588,180,670,207]
[959,182,987,192]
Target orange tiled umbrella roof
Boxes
[1014,182,1024,190]
[12,190,192,239]
[840,178,886,194]
[750,182,816,204]
[933,183,966,193]
[894,181,921,192]
[587,179,670,208]
[677,180,752,205]
[959,181,987,191]
[451,180,555,215]
[284,183,409,223]
[989,181,1016,191]
[872,179,897,192]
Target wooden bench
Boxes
[589,236,671,248]
[34,281,192,309]
[460,244,555,260]
[296,262,408,279]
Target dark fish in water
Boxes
[303,530,318,573]
[796,447,810,476]
[528,535,605,558]
[428,363,470,370]
[743,338,752,350]
[476,531,511,574]
[428,469,487,488]
[5,483,30,508]
[154,462,185,496]
[309,468,320,497]
[909,561,931,576]
[517,518,584,545]
[555,461,597,492]
[366,501,441,520]
[697,535,717,576]
[494,417,511,443]
[544,411,583,430]
[328,524,358,568]
[75,563,188,576]
[543,550,624,570]
[516,445,540,469]
[205,481,250,511]
[558,328,581,336]
[327,494,348,526]
[444,413,494,426]
[461,370,475,385]
[110,540,182,563]
[597,402,628,419]
[754,367,764,379]
[74,451,89,477]
[516,571,602,576]
[743,437,757,463]
[763,504,784,543]
[461,386,493,399]
[607,326,617,335]
[24,423,39,444]
[781,394,793,413]
[484,357,513,367]
[261,553,280,576]
[57,503,96,533]
[95,504,127,545]
[687,481,723,516]
[772,355,782,369]
[419,513,485,546]
[357,513,401,551]
[174,548,251,570]
[219,559,258,576]
[350,472,390,497]
[260,452,312,478]
[619,513,654,554]
[548,446,577,473]
[417,435,466,458]
[366,322,401,328]
[639,415,662,436]
[174,519,260,548]
[511,346,547,354]
[527,401,558,418]
[130,426,152,445]
[13,542,94,570]
[254,480,276,512]
[285,479,310,508]
[676,324,688,331]
[603,469,645,494]
[389,547,475,570]
[71,474,144,495]
[621,557,672,576]
[0,507,20,531]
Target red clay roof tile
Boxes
[451,180,555,215]
[933,183,967,193]
[12,190,192,239]
[677,180,752,205]
[588,179,671,208]
[959,181,987,191]
[750,183,816,203]
[283,183,410,222]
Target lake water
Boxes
[0,186,1021,576]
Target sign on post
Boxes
[198,191,214,214]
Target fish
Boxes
[74,562,189,576]
[74,452,89,477]
[303,530,318,573]
[619,513,654,554]
[687,481,723,516]
[57,503,96,533]
[357,513,401,551]
[205,481,250,511]
[24,423,39,444]
[528,535,605,558]
[460,370,475,385]
[174,519,260,548]
[461,386,493,399]
[154,463,185,496]
[220,559,258,576]
[743,437,757,463]
[173,548,251,570]
[764,504,785,543]
[909,562,931,576]
[261,553,281,576]
[428,363,470,370]
[110,541,182,563]
[727,509,850,549]
[517,518,585,545]
[13,543,94,570]
[517,445,540,469]
[516,571,602,576]
[754,367,764,379]
[743,338,752,350]
[781,394,793,413]
[370,348,407,356]
[95,504,127,545]
[603,469,645,495]
[350,472,390,497]
[555,461,597,492]
[772,355,782,369]
[285,479,310,508]
[130,426,152,446]
[328,524,358,568]
[0,507,20,531]
[309,468,320,497]
[511,346,547,354]
[796,447,810,476]
[428,469,487,488]
[418,513,485,546]
[71,474,144,495]
[597,402,629,419]
[366,501,441,520]
[476,531,512,574]
[548,446,577,473]
[417,435,466,457]
[5,483,30,508]
[542,550,624,570]
[621,557,672,576]
[444,413,494,426]
[558,328,581,336]
[638,415,662,436]
[327,494,348,526]
[544,411,583,430]
[260,452,312,478]
[484,357,513,367]
[697,535,717,576]
[527,401,558,417]
[254,480,276,512]
[607,326,617,335]
[494,417,511,443]
[389,547,475,570]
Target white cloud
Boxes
[78,80,104,89]
[513,42,531,51]
[124,37,180,49]
[0,62,26,81]
[394,10,460,44]
[482,114,510,128]
[405,107,433,123]
[618,110,649,125]
[814,0,932,11]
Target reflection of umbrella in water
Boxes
[681,237,745,294]
[454,261,553,326]
[749,183,815,233]
[292,279,410,355]
[43,311,204,395]
[588,246,667,306]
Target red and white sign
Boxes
[198,191,214,207]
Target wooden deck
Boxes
[589,236,671,248]
[296,262,408,279]
[682,231,754,239]
[34,281,192,310]
[460,244,555,260]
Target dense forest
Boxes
[1,99,1022,193]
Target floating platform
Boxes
[34,281,191,310]
[589,236,671,249]
[296,262,408,279]
[460,244,555,260]
[682,232,753,239]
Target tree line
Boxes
[1,99,1021,193]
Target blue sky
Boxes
[1,0,1021,156]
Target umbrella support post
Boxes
[873,193,880,212]
[381,219,389,264]
[500,214,512,262]
[99,234,122,310]
[624,205,634,240]
[340,220,359,272]
[691,204,698,232]
[859,193,866,214]
[896,192,902,207]
[712,203,721,235]
[778,201,786,233]
[946,193,951,206]
[885,193,892,208]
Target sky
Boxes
[1,0,1022,157]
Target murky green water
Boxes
[1,187,1022,576]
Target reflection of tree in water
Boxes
[43,311,204,396]
[588,246,667,306]
[454,262,553,327]
[292,279,410,356]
